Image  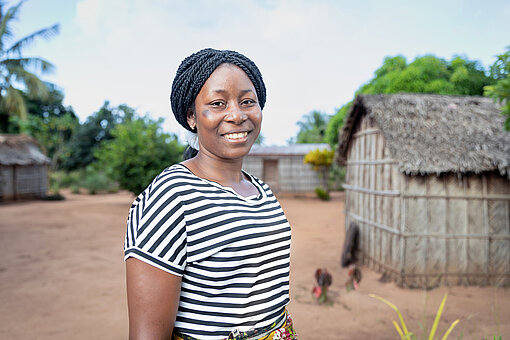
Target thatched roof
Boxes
[248,144,330,156]
[337,94,510,177]
[0,134,49,166]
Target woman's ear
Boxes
[187,109,196,131]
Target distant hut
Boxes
[0,134,49,200]
[243,144,330,192]
[337,94,510,288]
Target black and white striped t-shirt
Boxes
[124,164,291,339]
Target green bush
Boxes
[314,187,330,201]
[94,116,184,194]
[60,171,81,188]
[50,170,81,189]
[49,168,118,195]
[82,165,119,194]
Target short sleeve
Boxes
[124,170,187,276]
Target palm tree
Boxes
[0,0,59,131]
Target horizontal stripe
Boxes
[191,253,289,273]
[181,271,289,291]
[206,244,290,262]
[183,262,289,282]
[188,225,290,257]
[181,279,289,299]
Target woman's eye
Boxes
[242,99,255,105]
[211,101,224,107]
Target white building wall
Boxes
[243,155,322,192]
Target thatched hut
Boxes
[0,134,49,200]
[337,94,510,288]
[243,144,330,192]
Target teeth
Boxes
[224,132,248,140]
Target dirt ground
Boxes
[0,190,508,339]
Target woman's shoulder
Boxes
[143,164,195,199]
[154,163,193,183]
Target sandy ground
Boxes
[0,190,509,340]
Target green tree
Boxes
[62,101,132,170]
[94,115,184,194]
[23,84,76,120]
[0,0,59,131]
[326,54,496,146]
[8,86,78,169]
[14,112,78,170]
[358,54,493,96]
[324,102,351,146]
[484,46,510,130]
[290,110,330,144]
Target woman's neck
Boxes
[182,151,259,197]
[182,152,245,186]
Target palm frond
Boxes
[7,65,49,100]
[1,57,55,73]
[6,23,59,55]
[2,85,27,119]
[0,1,24,51]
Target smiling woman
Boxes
[124,48,297,340]
[187,63,262,166]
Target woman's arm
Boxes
[126,258,182,340]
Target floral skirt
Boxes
[173,310,297,340]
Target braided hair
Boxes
[170,48,266,133]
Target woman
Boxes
[124,48,297,340]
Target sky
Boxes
[6,0,510,145]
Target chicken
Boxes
[312,268,332,303]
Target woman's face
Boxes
[189,63,262,161]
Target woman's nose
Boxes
[225,107,247,124]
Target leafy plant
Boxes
[369,293,459,340]
[81,165,118,194]
[50,168,118,195]
[304,148,335,192]
[314,187,330,201]
[70,184,80,194]
[484,45,510,130]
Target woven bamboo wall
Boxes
[344,115,510,288]
[0,165,47,200]
[402,172,510,287]
[344,114,402,279]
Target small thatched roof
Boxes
[248,144,330,156]
[337,94,510,177]
[0,134,50,166]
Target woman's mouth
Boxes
[223,131,248,140]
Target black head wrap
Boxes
[170,48,266,132]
